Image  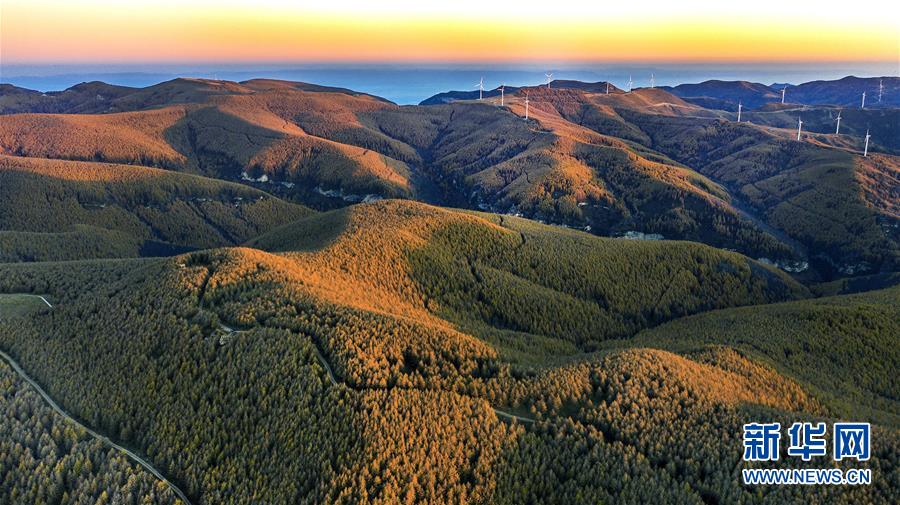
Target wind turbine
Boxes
[499,84,505,106]
[475,77,484,100]
[524,92,530,120]
[863,129,871,157]
[861,91,866,108]
[650,73,655,88]
[628,75,633,92]
[835,109,842,134]
[878,79,884,103]
[545,72,553,89]
[737,101,742,122]
[797,117,803,141]
[781,86,787,104]
[606,81,610,95]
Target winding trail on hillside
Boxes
[0,349,194,505]
[293,329,535,424]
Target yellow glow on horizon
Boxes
[2,1,898,64]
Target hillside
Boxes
[418,80,621,105]
[659,76,900,109]
[0,80,792,262]
[0,84,415,199]
[0,155,311,261]
[626,284,900,427]
[0,81,137,114]
[248,200,806,357]
[634,117,899,274]
[0,199,894,503]
[662,79,780,110]
[786,76,900,107]
[535,93,899,275]
[3,77,897,275]
[740,107,900,155]
[0,359,182,504]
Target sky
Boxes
[3,0,899,65]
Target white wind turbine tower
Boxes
[475,77,484,100]
[796,117,803,141]
[650,73,655,88]
[737,101,742,122]
[781,86,787,104]
[861,91,866,108]
[878,79,884,103]
[835,109,842,134]
[499,84,505,106]
[606,81,610,94]
[545,72,553,89]
[628,75,634,92]
[524,92,530,120]
[863,129,871,157]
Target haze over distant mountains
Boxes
[2,62,896,104]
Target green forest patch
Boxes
[0,294,50,319]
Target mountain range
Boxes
[0,74,898,505]
[2,76,897,277]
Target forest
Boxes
[0,360,182,505]
[0,76,897,504]
[0,199,897,503]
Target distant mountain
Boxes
[419,86,516,105]
[661,76,900,110]
[419,80,620,105]
[785,76,900,107]
[661,80,779,110]
[0,81,136,114]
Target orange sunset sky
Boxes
[2,0,898,64]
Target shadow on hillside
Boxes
[244,208,350,253]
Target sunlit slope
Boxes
[639,118,899,274]
[249,200,807,356]
[555,98,898,275]
[628,284,900,427]
[360,99,791,259]
[2,78,895,272]
[0,155,311,261]
[0,241,894,504]
[0,107,190,168]
[0,79,789,260]
[0,80,415,198]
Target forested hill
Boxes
[0,155,311,261]
[0,201,895,503]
